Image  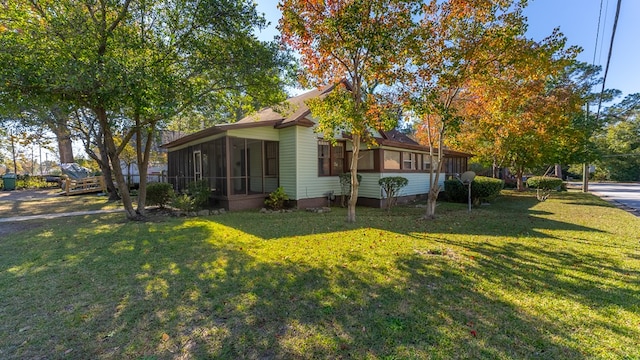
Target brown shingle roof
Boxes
[162,83,341,149]
[161,80,472,158]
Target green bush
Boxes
[378,176,409,211]
[526,176,563,190]
[473,176,504,203]
[171,193,197,212]
[187,180,211,210]
[146,182,175,208]
[444,179,466,203]
[526,176,563,202]
[265,187,289,210]
[16,175,48,189]
[444,176,504,204]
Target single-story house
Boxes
[162,83,471,210]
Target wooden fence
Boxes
[64,176,106,196]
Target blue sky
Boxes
[255,0,639,100]
[524,0,639,99]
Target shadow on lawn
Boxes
[2,192,638,359]
[1,219,594,359]
[212,193,607,241]
[555,192,619,208]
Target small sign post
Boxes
[457,171,476,213]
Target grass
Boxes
[0,191,119,217]
[1,190,639,359]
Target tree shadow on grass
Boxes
[2,191,638,359]
[0,218,594,359]
[555,192,619,208]
[212,193,607,241]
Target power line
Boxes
[598,0,610,65]
[592,0,605,65]
[596,0,622,120]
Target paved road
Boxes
[587,182,640,215]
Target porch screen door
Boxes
[193,150,202,181]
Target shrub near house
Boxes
[445,176,504,205]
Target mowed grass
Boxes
[0,191,119,217]
[1,191,639,359]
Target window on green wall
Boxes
[318,140,345,176]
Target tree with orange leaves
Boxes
[452,32,583,190]
[404,0,530,219]
[279,0,420,223]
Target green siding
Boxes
[378,172,446,199]
[227,127,279,141]
[359,172,447,200]
[358,173,383,198]
[295,126,341,199]
[278,127,298,199]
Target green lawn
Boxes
[0,192,119,217]
[1,191,639,359]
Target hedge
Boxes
[526,176,564,201]
[526,176,563,190]
[444,176,504,204]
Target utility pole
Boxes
[582,163,589,192]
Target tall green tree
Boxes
[1,0,291,219]
[592,93,640,181]
[279,0,418,223]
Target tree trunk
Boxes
[83,132,120,201]
[424,134,444,219]
[95,107,139,220]
[135,120,157,215]
[515,167,525,191]
[10,132,18,173]
[47,107,74,163]
[424,187,439,219]
[554,164,562,179]
[56,133,74,164]
[347,134,361,223]
[99,145,120,201]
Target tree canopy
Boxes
[1,0,292,219]
[280,0,418,222]
[404,0,532,217]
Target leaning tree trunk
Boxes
[97,144,120,201]
[96,107,139,220]
[84,133,120,200]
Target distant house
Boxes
[122,130,185,187]
[162,83,471,210]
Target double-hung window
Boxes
[318,140,345,176]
